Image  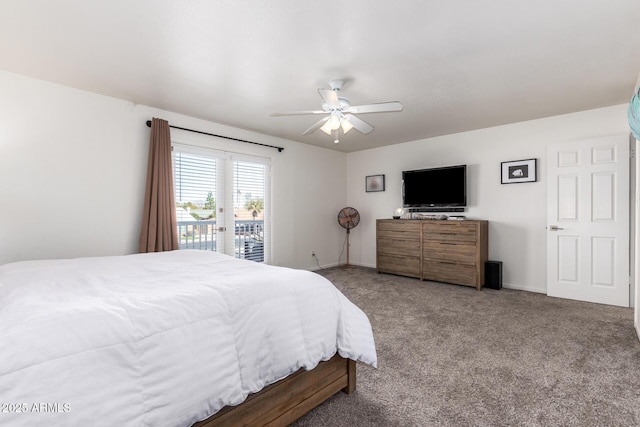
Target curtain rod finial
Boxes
[145,120,152,128]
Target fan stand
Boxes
[343,228,352,268]
[346,228,351,267]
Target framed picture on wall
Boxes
[366,174,385,192]
[501,159,537,184]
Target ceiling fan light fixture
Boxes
[328,114,341,130]
[341,117,354,134]
[320,121,333,135]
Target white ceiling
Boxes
[1,1,639,153]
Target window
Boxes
[172,144,271,263]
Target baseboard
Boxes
[636,321,640,343]
[309,262,339,271]
[309,261,376,271]
[352,262,376,269]
[502,283,546,294]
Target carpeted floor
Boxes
[291,266,640,427]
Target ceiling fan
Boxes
[271,79,403,143]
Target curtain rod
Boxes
[145,120,284,152]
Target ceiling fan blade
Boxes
[271,110,327,116]
[302,116,330,135]
[344,114,374,134]
[318,89,340,108]
[347,101,403,114]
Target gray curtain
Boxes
[138,118,179,252]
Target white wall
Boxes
[347,105,630,294]
[0,70,346,269]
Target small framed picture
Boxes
[501,159,537,184]
[366,174,385,192]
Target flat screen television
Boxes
[402,164,466,209]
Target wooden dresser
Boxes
[376,219,488,290]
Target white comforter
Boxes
[0,250,376,426]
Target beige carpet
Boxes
[292,266,640,427]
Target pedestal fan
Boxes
[338,207,360,266]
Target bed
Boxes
[0,250,377,426]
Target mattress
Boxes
[0,250,376,426]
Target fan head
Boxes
[338,207,360,230]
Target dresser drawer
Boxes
[422,222,477,243]
[378,220,421,233]
[423,261,477,287]
[422,241,477,263]
[377,229,421,242]
[377,221,421,243]
[378,238,421,257]
[377,255,421,278]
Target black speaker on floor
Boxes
[484,261,502,290]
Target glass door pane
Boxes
[173,151,223,252]
[232,160,268,262]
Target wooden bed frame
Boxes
[193,355,356,427]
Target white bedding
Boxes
[0,250,376,426]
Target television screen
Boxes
[402,165,466,208]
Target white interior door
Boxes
[547,135,629,307]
